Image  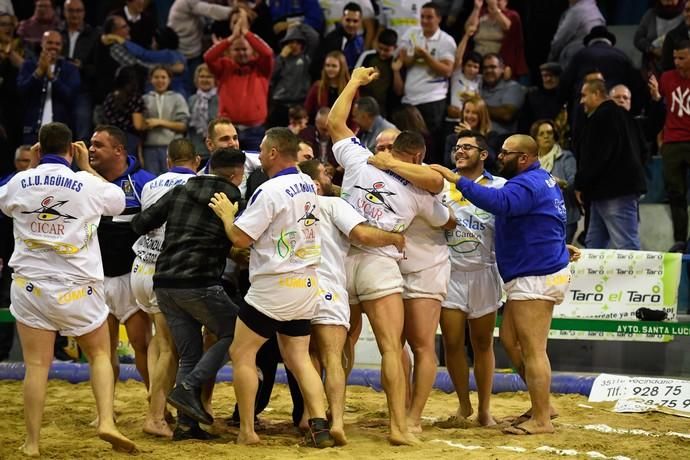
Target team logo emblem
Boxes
[22,196,76,221]
[298,202,319,226]
[355,182,396,213]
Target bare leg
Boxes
[16,323,56,457]
[229,319,268,445]
[504,299,555,434]
[439,308,473,421]
[404,297,441,433]
[143,313,177,438]
[362,295,419,445]
[77,322,137,452]
[313,324,348,445]
[123,310,152,389]
[106,314,120,384]
[344,303,362,379]
[468,312,497,426]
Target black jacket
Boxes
[131,175,243,289]
[574,100,647,200]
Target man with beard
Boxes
[431,134,571,435]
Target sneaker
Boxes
[172,424,219,441]
[669,241,686,253]
[305,418,334,448]
[167,385,214,425]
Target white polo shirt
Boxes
[442,172,506,271]
[235,167,321,281]
[0,156,125,283]
[317,195,366,286]
[131,167,196,264]
[334,137,449,259]
[401,26,456,106]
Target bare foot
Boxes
[433,415,475,429]
[477,412,497,427]
[237,431,261,445]
[406,418,423,434]
[457,405,473,419]
[98,428,137,453]
[389,430,421,446]
[502,419,555,435]
[142,417,173,438]
[330,426,348,446]
[504,406,558,425]
[298,419,310,433]
[19,443,39,457]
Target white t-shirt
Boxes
[447,70,481,121]
[442,172,506,271]
[401,27,456,106]
[317,195,366,286]
[0,159,126,283]
[398,202,448,274]
[131,168,196,264]
[235,168,321,281]
[334,137,449,259]
[378,0,422,39]
[320,0,375,34]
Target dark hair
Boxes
[455,129,489,152]
[343,2,362,14]
[421,2,442,16]
[288,105,308,121]
[265,127,300,159]
[94,125,127,149]
[465,51,482,66]
[378,28,398,47]
[354,96,380,117]
[154,26,179,50]
[207,117,234,139]
[210,148,245,170]
[103,15,122,34]
[393,130,426,154]
[167,138,196,163]
[391,106,429,135]
[298,159,322,180]
[39,122,72,155]
[584,79,607,97]
[529,119,559,142]
[150,64,173,80]
[483,52,504,66]
[674,39,690,51]
[111,65,143,111]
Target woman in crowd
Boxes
[444,95,499,171]
[531,119,580,243]
[187,63,218,162]
[101,65,147,156]
[304,51,349,121]
[142,65,189,175]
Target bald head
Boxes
[375,128,401,153]
[508,134,538,158]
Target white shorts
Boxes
[443,265,503,319]
[10,275,108,337]
[105,273,140,323]
[346,248,403,304]
[130,259,158,314]
[312,279,350,329]
[245,269,319,322]
[504,266,571,305]
[402,259,451,302]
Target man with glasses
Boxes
[432,134,571,435]
[435,131,505,429]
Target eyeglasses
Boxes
[375,143,393,152]
[499,149,524,157]
[452,144,481,153]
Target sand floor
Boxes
[0,378,689,459]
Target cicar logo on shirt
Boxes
[354,181,396,221]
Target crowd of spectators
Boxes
[1,0,689,250]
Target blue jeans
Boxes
[238,125,265,152]
[585,195,641,250]
[156,285,238,390]
[143,146,168,176]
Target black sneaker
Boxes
[305,418,334,448]
[167,385,214,425]
[172,424,220,441]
